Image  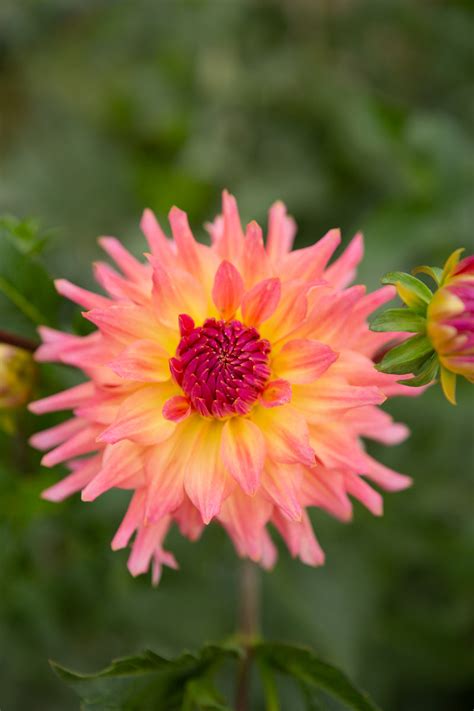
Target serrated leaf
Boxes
[381,272,433,314]
[376,334,434,375]
[51,644,241,711]
[256,643,380,711]
[399,352,439,387]
[370,308,426,333]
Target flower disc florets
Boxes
[30,191,422,584]
[171,316,271,418]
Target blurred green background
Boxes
[0,1,473,709]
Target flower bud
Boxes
[0,344,36,410]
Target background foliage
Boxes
[0,1,473,709]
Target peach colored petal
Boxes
[242,221,272,288]
[221,417,266,494]
[41,424,102,468]
[261,460,303,521]
[324,232,364,290]
[272,339,338,384]
[253,404,315,467]
[184,419,234,523]
[99,236,147,281]
[108,339,171,383]
[260,379,292,408]
[82,441,144,501]
[266,201,296,262]
[55,279,111,310]
[162,395,191,422]
[212,260,245,321]
[41,456,102,502]
[98,384,177,446]
[282,228,341,281]
[241,277,281,327]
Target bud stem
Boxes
[0,330,38,352]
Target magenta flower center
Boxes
[170,315,271,418]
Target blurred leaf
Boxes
[256,642,381,711]
[183,677,232,711]
[0,219,59,334]
[376,334,434,375]
[51,643,241,711]
[370,308,426,333]
[0,215,51,256]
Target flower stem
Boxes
[235,559,260,711]
[0,330,38,352]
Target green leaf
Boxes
[381,272,433,314]
[0,219,59,336]
[370,308,426,333]
[376,334,434,375]
[256,643,381,711]
[258,659,281,711]
[183,677,231,711]
[51,644,241,711]
[0,215,52,256]
[400,352,439,387]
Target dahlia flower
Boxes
[427,250,474,403]
[30,192,419,584]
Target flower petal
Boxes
[253,404,315,467]
[272,509,325,566]
[266,201,296,262]
[324,232,364,290]
[241,277,281,327]
[212,260,245,320]
[40,425,102,468]
[221,417,266,494]
[162,395,191,422]
[283,228,341,281]
[99,236,147,281]
[55,279,111,310]
[98,384,177,446]
[242,221,272,287]
[82,441,144,501]
[184,419,233,523]
[144,434,190,522]
[260,379,292,407]
[261,460,303,521]
[108,339,171,382]
[140,208,173,262]
[272,339,338,384]
[29,382,95,414]
[41,456,101,502]
[218,488,273,562]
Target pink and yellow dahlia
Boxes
[427,250,474,404]
[30,192,419,584]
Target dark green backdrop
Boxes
[0,1,473,709]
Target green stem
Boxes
[235,560,260,711]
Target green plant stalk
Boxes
[236,560,260,711]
